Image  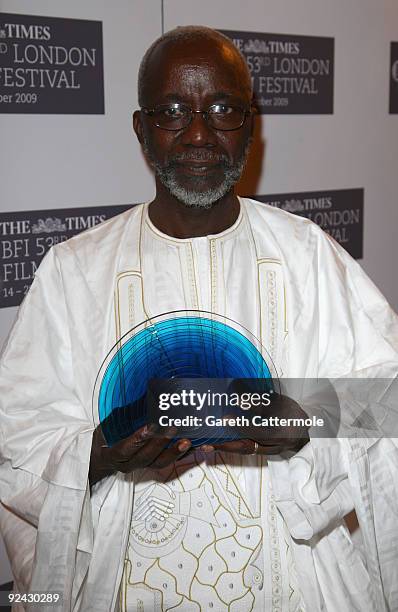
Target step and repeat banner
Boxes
[1,0,397,590]
[0,12,104,114]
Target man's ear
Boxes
[133,110,144,144]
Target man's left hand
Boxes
[200,393,310,456]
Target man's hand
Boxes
[200,393,310,456]
[89,423,191,487]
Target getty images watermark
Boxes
[100,378,398,447]
[142,380,328,441]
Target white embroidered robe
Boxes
[1,199,398,611]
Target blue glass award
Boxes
[93,310,278,447]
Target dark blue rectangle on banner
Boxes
[0,13,104,114]
[0,204,133,308]
[220,30,334,114]
[0,582,12,611]
[390,42,398,114]
[254,189,363,259]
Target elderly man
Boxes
[1,26,398,612]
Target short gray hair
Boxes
[138,25,252,106]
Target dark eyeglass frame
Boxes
[140,102,254,131]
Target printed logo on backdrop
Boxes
[254,189,363,259]
[220,30,334,114]
[0,13,104,114]
[390,42,398,114]
[0,204,133,308]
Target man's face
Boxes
[135,40,253,209]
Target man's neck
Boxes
[148,188,240,239]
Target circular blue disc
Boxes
[95,312,275,447]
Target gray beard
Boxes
[143,138,251,209]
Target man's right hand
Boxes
[88,423,192,487]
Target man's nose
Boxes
[181,111,217,146]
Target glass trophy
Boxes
[93,310,279,447]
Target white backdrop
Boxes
[1,0,397,588]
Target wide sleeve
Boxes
[0,247,94,609]
[269,226,398,539]
[315,229,398,378]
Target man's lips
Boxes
[173,160,223,175]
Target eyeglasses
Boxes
[141,102,252,131]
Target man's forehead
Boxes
[142,37,251,100]
[154,37,241,72]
